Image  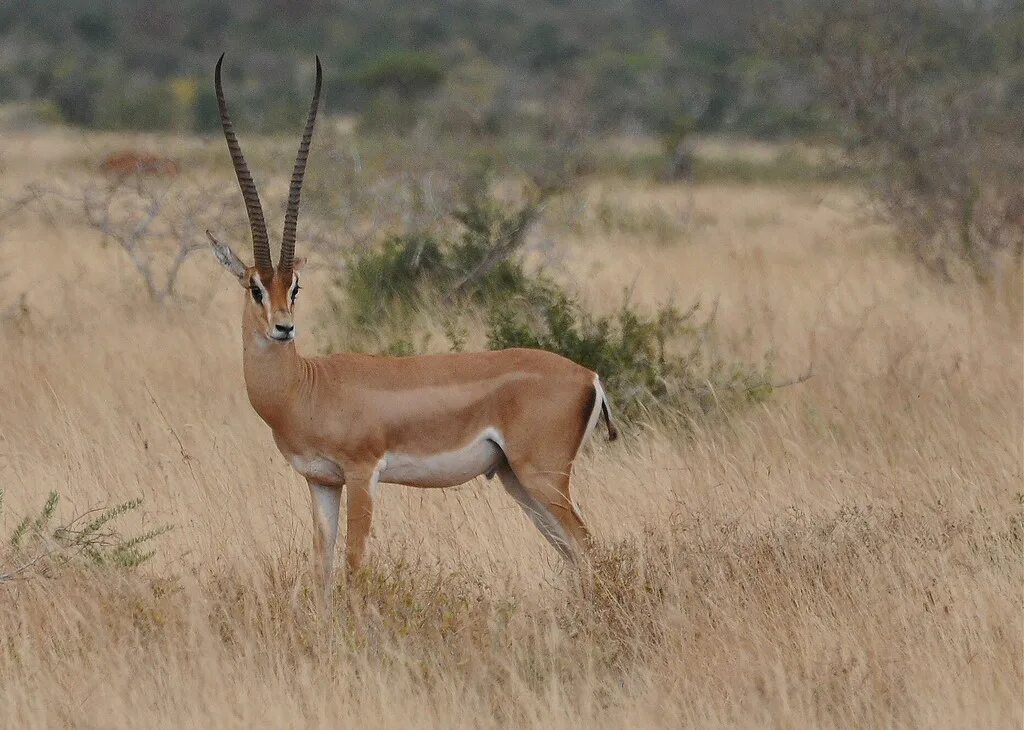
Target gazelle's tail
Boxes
[597,382,619,442]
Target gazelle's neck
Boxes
[241,312,307,428]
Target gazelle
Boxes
[206,55,618,602]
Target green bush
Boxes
[341,186,541,330]
[487,288,774,422]
[356,50,447,98]
[94,81,176,131]
[344,233,448,328]
[1,490,170,581]
[326,182,775,427]
[357,89,423,134]
[355,51,448,133]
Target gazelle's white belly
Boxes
[379,428,506,489]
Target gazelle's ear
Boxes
[293,256,307,272]
[206,230,248,282]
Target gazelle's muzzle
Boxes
[270,311,296,341]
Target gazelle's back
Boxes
[301,348,598,458]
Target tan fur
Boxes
[211,258,611,603]
[209,57,615,606]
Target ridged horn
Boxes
[278,55,322,278]
[215,53,273,279]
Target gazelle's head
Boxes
[207,53,320,344]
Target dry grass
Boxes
[0,130,1021,728]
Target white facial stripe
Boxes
[250,276,272,321]
[251,276,269,299]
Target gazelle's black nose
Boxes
[275,324,294,335]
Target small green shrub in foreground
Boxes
[1,491,170,581]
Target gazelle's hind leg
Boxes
[496,462,591,562]
[496,464,572,559]
[498,379,599,561]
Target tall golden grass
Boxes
[0,130,1020,728]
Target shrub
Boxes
[326,180,776,427]
[0,491,170,581]
[356,51,447,98]
[344,233,448,328]
[487,288,775,422]
[93,79,177,132]
[356,51,448,133]
[340,183,547,330]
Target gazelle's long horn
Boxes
[278,55,322,278]
[215,53,273,279]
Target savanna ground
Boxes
[0,127,1021,728]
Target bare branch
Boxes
[444,187,554,304]
[40,173,248,302]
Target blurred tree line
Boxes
[0,0,824,137]
[768,0,1024,278]
[1,1,1016,146]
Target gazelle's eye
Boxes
[250,284,263,304]
[290,285,300,304]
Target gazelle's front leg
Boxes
[344,464,380,575]
[308,480,342,608]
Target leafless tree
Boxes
[767,0,1023,280]
[38,174,248,302]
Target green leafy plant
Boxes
[1,490,170,582]
[487,287,776,422]
[356,51,447,98]
[325,180,781,426]
[339,182,550,331]
[344,233,448,329]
